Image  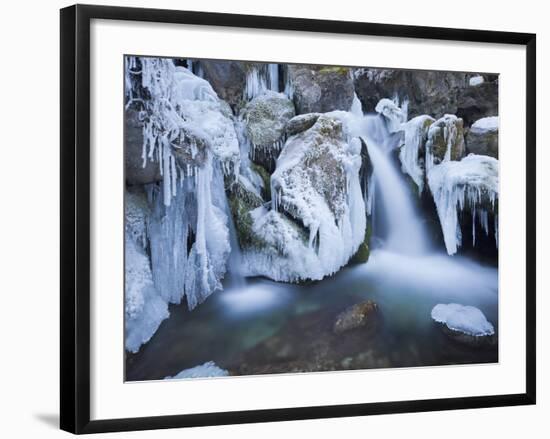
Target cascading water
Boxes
[352,113,428,255]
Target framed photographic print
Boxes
[60,4,536,434]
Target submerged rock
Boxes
[333,300,379,334]
[289,65,355,114]
[431,303,496,348]
[466,116,499,158]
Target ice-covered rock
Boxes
[469,75,485,87]
[398,115,435,193]
[431,304,496,347]
[242,90,295,167]
[288,65,355,114]
[428,154,498,255]
[375,98,407,133]
[425,114,466,170]
[466,116,499,158]
[244,63,281,100]
[242,114,366,282]
[164,361,229,379]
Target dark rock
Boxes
[199,60,248,111]
[286,113,321,136]
[124,108,162,185]
[333,300,379,334]
[439,323,498,349]
[289,65,355,114]
[456,80,499,127]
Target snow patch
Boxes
[375,98,407,133]
[165,361,229,380]
[431,303,495,336]
[471,116,499,132]
[469,75,485,87]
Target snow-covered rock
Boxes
[469,75,485,87]
[398,115,435,193]
[375,98,407,133]
[164,361,229,379]
[431,303,495,347]
[242,90,295,169]
[466,116,499,158]
[425,114,466,170]
[242,114,366,282]
[286,113,321,136]
[428,154,498,255]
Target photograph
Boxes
[123,55,500,382]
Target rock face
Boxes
[456,79,499,127]
[353,69,498,123]
[431,303,496,348]
[199,60,247,110]
[466,116,499,158]
[125,108,162,185]
[426,115,466,167]
[289,65,355,114]
[333,301,379,334]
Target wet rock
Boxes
[124,108,162,185]
[289,65,355,114]
[456,79,499,127]
[333,300,379,334]
[466,116,499,158]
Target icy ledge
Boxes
[164,361,229,380]
[428,154,498,255]
[431,303,495,337]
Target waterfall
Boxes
[358,115,428,255]
[221,188,246,288]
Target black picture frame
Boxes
[60,4,536,434]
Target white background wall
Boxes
[0,0,546,437]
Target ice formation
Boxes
[425,114,464,171]
[431,303,495,336]
[398,115,435,193]
[428,154,499,255]
[244,64,280,100]
[375,98,407,133]
[164,361,229,379]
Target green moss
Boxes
[318,66,349,76]
[227,182,265,250]
[351,220,372,263]
[251,162,272,200]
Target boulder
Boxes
[289,65,355,114]
[286,113,321,136]
[243,91,295,148]
[124,108,162,185]
[466,116,499,158]
[456,79,499,127]
[333,300,379,334]
[431,303,496,348]
[199,60,248,111]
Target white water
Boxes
[354,114,428,255]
